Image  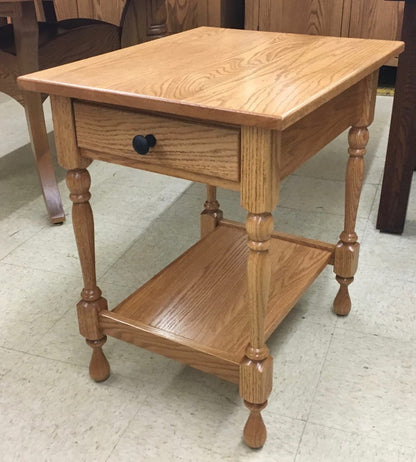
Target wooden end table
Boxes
[19,28,403,448]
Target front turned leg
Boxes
[240,213,273,448]
[200,185,223,239]
[334,126,368,316]
[67,168,110,381]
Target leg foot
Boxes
[87,337,110,382]
[243,401,267,449]
[334,276,353,316]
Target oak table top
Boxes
[18,27,404,450]
[19,27,403,129]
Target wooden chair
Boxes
[0,0,167,223]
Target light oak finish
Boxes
[19,28,403,448]
[280,82,368,178]
[66,168,110,381]
[49,96,91,170]
[18,28,402,130]
[333,71,378,316]
[73,101,241,184]
[100,224,333,383]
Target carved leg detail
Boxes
[67,168,110,381]
[334,276,353,316]
[240,213,273,448]
[87,337,110,382]
[334,126,368,316]
[200,185,223,238]
[243,401,268,449]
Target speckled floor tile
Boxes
[308,328,416,448]
[272,207,368,243]
[336,267,416,342]
[296,422,416,462]
[99,198,201,287]
[107,386,304,462]
[0,354,143,462]
[0,203,50,260]
[360,220,416,282]
[0,347,26,379]
[266,315,334,421]
[279,176,378,220]
[0,263,81,351]
[2,215,151,278]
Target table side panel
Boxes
[100,311,241,383]
[280,81,364,179]
[74,101,241,184]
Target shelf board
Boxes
[100,223,333,383]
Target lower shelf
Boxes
[100,222,334,383]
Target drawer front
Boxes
[74,102,241,184]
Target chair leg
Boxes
[13,2,64,224]
[23,91,65,224]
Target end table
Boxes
[19,27,403,448]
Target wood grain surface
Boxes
[54,0,126,25]
[18,27,403,130]
[74,101,240,183]
[348,0,404,40]
[256,0,345,36]
[100,224,332,380]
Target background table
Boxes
[0,0,65,223]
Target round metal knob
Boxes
[132,134,156,155]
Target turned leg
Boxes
[67,168,110,381]
[240,213,274,448]
[333,126,368,315]
[200,185,223,239]
[333,71,377,316]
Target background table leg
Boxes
[200,185,223,238]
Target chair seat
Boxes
[0,18,117,56]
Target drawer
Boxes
[73,102,241,185]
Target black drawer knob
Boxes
[132,134,157,155]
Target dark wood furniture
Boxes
[377,0,416,234]
[0,0,167,224]
[19,27,402,449]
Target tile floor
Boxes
[0,92,415,462]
